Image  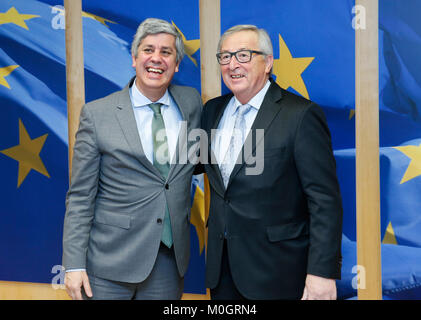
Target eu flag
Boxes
[0,0,205,294]
[1,0,421,299]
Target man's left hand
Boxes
[301,274,337,300]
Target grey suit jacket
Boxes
[62,77,202,283]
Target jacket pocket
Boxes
[263,146,287,158]
[266,219,309,242]
[95,210,131,229]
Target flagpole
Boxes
[197,0,221,300]
[199,0,221,249]
[64,0,85,180]
[199,0,221,104]
[355,0,382,300]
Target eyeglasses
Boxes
[216,50,265,65]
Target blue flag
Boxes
[0,0,205,294]
[1,0,421,299]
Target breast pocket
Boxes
[242,146,289,187]
[263,146,287,159]
[249,145,287,164]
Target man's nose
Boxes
[150,51,162,63]
[229,54,240,70]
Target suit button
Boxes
[225,199,230,204]
[165,183,169,190]
[219,233,224,240]
[157,218,162,224]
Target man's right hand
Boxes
[64,271,93,300]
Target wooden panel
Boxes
[64,0,85,177]
[199,0,221,103]
[0,280,210,300]
[0,281,70,300]
[198,0,221,300]
[355,0,382,300]
[182,289,210,300]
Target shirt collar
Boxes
[130,78,170,108]
[231,80,271,116]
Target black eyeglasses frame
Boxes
[216,49,265,65]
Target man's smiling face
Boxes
[220,30,273,104]
[132,33,179,101]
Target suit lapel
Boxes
[168,84,187,121]
[166,85,188,180]
[114,78,162,179]
[226,81,284,188]
[207,94,233,196]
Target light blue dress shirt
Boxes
[212,80,271,167]
[130,79,184,165]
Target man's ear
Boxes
[175,61,180,73]
[265,55,274,74]
[131,55,136,68]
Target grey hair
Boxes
[131,18,185,64]
[217,24,273,56]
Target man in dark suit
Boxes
[202,25,343,300]
[62,18,202,300]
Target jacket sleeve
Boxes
[293,103,343,279]
[62,104,100,270]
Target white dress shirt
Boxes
[130,79,183,165]
[212,80,271,166]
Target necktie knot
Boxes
[149,102,163,115]
[236,103,251,117]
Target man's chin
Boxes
[228,84,248,97]
[143,78,170,89]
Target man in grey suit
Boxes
[63,18,202,300]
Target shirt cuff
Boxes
[65,268,86,272]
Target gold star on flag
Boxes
[52,7,116,27]
[190,184,206,254]
[272,34,314,99]
[172,22,200,67]
[0,119,50,188]
[0,65,19,89]
[81,11,116,27]
[393,144,421,184]
[382,222,398,245]
[0,7,39,30]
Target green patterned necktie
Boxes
[149,103,173,248]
